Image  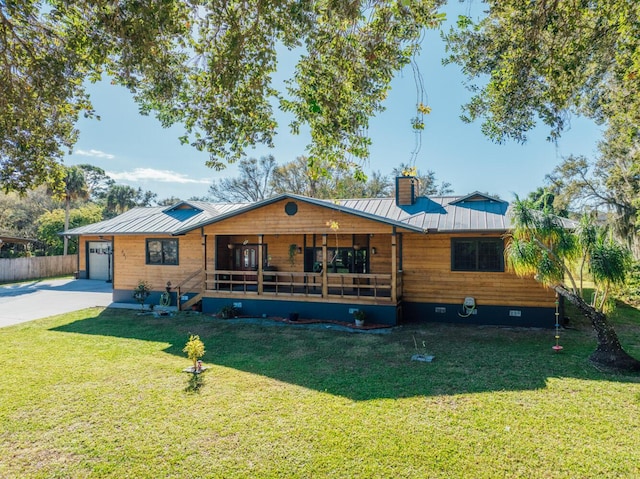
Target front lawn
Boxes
[1,307,639,478]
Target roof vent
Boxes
[396,176,419,206]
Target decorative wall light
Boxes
[227,243,235,250]
[371,247,377,255]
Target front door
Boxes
[238,245,258,271]
[234,245,259,282]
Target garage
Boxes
[87,241,112,281]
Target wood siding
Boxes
[80,197,554,310]
[201,199,397,235]
[401,233,555,308]
[112,232,203,292]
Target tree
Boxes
[445,1,640,145]
[271,156,336,198]
[333,170,393,198]
[208,156,277,202]
[157,196,183,206]
[0,1,445,193]
[0,186,57,239]
[104,184,157,217]
[526,186,568,218]
[37,204,103,255]
[77,164,115,202]
[506,198,639,372]
[59,166,89,255]
[271,156,395,198]
[391,163,453,196]
[545,146,640,259]
[445,2,640,256]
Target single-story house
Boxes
[63,176,559,327]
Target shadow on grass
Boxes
[51,308,640,401]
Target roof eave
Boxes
[172,193,428,235]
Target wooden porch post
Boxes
[322,234,328,298]
[201,228,207,290]
[211,234,216,291]
[391,229,397,303]
[257,234,264,294]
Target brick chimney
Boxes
[396,176,419,206]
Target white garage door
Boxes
[88,241,112,281]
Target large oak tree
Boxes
[1,0,445,193]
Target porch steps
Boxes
[180,292,204,311]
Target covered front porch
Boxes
[176,231,404,324]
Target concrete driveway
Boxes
[0,278,113,328]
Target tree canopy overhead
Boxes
[444,0,640,145]
[1,0,445,193]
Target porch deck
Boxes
[204,270,402,304]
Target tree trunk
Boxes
[63,196,70,256]
[555,285,640,372]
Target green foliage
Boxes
[133,280,151,309]
[0,186,57,240]
[288,244,298,266]
[546,146,640,259]
[182,334,206,369]
[445,0,640,257]
[77,164,115,202]
[507,199,631,313]
[37,204,103,255]
[218,305,239,319]
[104,184,157,218]
[445,1,640,145]
[0,0,446,192]
[618,261,640,307]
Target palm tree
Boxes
[105,185,138,216]
[505,198,639,371]
[62,166,89,255]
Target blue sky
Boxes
[65,2,602,202]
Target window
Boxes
[451,238,503,272]
[146,239,178,265]
[304,247,368,274]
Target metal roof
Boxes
[337,194,510,232]
[65,193,546,237]
[63,201,248,236]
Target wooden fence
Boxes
[0,255,78,283]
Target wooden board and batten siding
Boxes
[402,232,555,308]
[111,233,204,292]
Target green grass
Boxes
[1,307,639,478]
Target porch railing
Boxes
[326,273,392,299]
[205,269,400,302]
[263,271,323,296]
[174,268,204,310]
[207,269,257,293]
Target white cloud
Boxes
[74,149,115,160]
[107,168,211,184]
